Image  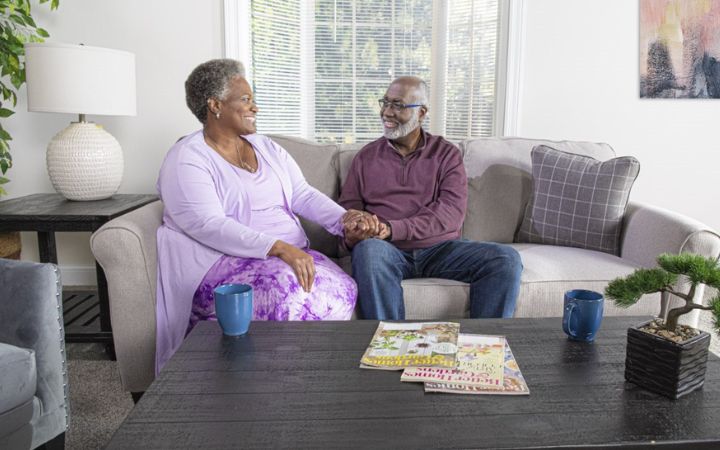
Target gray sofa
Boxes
[91,136,720,394]
[0,258,69,450]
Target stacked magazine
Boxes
[360,321,529,395]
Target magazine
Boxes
[424,339,529,395]
[401,334,505,387]
[360,321,460,370]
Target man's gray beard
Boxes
[382,108,421,140]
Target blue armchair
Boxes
[0,258,69,449]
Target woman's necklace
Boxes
[204,132,257,173]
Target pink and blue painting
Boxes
[640,0,720,98]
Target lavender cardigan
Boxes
[155,130,346,372]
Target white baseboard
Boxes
[58,265,97,287]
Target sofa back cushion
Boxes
[461,137,615,244]
[269,135,342,257]
[274,135,616,253]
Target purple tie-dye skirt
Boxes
[190,249,357,330]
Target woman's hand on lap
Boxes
[268,241,315,292]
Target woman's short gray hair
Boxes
[185,59,246,124]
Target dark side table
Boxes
[0,193,158,356]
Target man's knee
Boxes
[499,245,523,272]
[351,239,403,280]
[481,243,523,277]
[351,238,395,262]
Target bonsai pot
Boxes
[625,320,711,399]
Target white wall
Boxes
[518,0,720,233]
[5,0,223,284]
[7,0,719,284]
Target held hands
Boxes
[341,209,391,248]
[268,241,315,293]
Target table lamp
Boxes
[24,43,136,201]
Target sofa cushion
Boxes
[268,135,342,257]
[511,243,665,317]
[461,137,616,244]
[0,343,36,414]
[516,145,640,255]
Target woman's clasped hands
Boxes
[341,209,390,248]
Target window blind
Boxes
[248,0,500,143]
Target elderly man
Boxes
[339,76,523,320]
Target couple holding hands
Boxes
[154,58,522,371]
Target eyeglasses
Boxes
[378,98,424,111]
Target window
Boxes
[227,0,509,143]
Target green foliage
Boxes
[605,268,677,307]
[658,252,720,286]
[605,253,720,333]
[0,0,59,196]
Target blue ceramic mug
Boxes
[214,283,253,336]
[562,289,604,342]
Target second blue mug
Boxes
[214,283,253,336]
[562,289,604,342]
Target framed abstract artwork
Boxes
[640,0,720,98]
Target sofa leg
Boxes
[131,391,144,404]
[36,432,65,450]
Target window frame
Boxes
[223,0,525,140]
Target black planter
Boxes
[625,320,711,399]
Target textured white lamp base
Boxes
[47,122,124,201]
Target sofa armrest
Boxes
[90,200,163,393]
[621,201,720,266]
[0,259,69,447]
[621,201,720,328]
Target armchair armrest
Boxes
[621,201,720,266]
[0,258,69,448]
[90,200,163,393]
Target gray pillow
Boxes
[515,145,640,255]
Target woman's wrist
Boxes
[268,240,290,257]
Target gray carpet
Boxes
[66,343,134,450]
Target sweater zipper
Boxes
[401,157,408,185]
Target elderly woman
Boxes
[155,59,359,372]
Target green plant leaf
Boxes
[0,175,8,184]
[605,267,677,307]
[0,0,59,196]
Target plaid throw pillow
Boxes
[515,145,640,255]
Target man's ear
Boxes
[419,105,428,122]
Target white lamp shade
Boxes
[25,43,136,116]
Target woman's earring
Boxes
[215,112,221,119]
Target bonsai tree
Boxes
[605,253,720,334]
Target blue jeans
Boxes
[351,239,523,320]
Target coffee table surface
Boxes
[107,317,720,449]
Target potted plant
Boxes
[0,0,59,196]
[605,253,720,399]
[0,0,58,258]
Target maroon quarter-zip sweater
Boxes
[338,129,468,251]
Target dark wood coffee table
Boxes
[107,317,720,449]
